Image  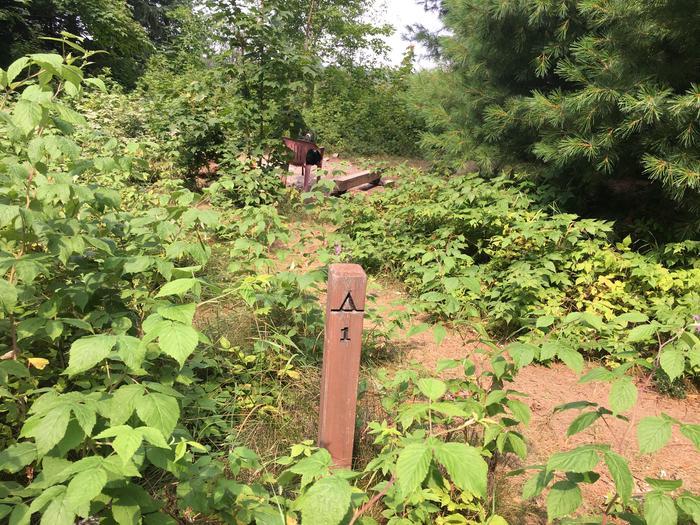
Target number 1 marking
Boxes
[340,327,350,341]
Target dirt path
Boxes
[283,214,700,521]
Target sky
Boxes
[377,0,442,69]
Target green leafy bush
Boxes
[329,171,700,377]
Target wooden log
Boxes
[333,170,381,194]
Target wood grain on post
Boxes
[318,264,367,468]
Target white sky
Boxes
[377,0,442,69]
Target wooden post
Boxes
[303,164,313,192]
[318,264,367,468]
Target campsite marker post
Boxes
[318,264,367,468]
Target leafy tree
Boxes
[410,0,700,236]
[0,0,153,86]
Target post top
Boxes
[328,263,366,279]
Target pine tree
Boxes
[412,0,700,234]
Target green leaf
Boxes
[96,425,143,464]
[646,478,682,491]
[66,335,117,376]
[0,280,18,313]
[558,348,584,374]
[628,324,658,342]
[659,348,685,381]
[547,446,600,473]
[65,468,107,513]
[32,407,71,456]
[566,411,600,436]
[155,278,197,298]
[677,494,700,523]
[289,449,332,489]
[680,424,700,451]
[109,384,145,426]
[609,378,637,414]
[546,480,582,521]
[396,443,432,495]
[40,490,75,525]
[522,469,553,500]
[12,100,43,134]
[157,303,197,325]
[508,343,536,368]
[604,451,633,503]
[638,416,673,454]
[299,477,352,525]
[135,393,179,437]
[506,399,531,426]
[416,378,447,401]
[7,57,30,84]
[433,324,447,345]
[433,442,488,497]
[536,315,555,328]
[0,442,36,473]
[8,503,30,525]
[158,322,198,367]
[644,491,678,525]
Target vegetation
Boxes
[0,1,699,524]
[410,0,700,237]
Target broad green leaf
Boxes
[7,57,29,84]
[644,491,678,525]
[109,384,145,426]
[0,442,36,473]
[604,451,633,503]
[659,348,685,381]
[506,399,531,426]
[566,411,600,436]
[536,315,555,328]
[433,324,447,345]
[609,378,637,414]
[646,478,682,491]
[546,480,582,521]
[135,393,179,437]
[40,490,74,525]
[508,343,536,368]
[0,280,18,313]
[155,278,197,298]
[522,469,553,500]
[8,503,30,525]
[12,100,43,134]
[299,477,352,525]
[158,322,198,367]
[66,335,117,376]
[416,378,447,401]
[638,416,673,454]
[628,323,658,342]
[547,446,600,473]
[138,427,169,448]
[157,303,196,325]
[680,424,700,451]
[579,367,613,383]
[289,449,332,488]
[433,441,487,497]
[558,348,584,374]
[396,443,432,495]
[65,468,107,513]
[677,494,700,523]
[32,406,71,456]
[95,425,143,465]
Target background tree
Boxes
[409,0,700,239]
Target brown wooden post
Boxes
[303,164,313,192]
[318,264,367,468]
